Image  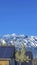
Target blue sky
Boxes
[0,0,37,36]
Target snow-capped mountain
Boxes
[0,33,37,58]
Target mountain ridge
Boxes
[0,33,37,58]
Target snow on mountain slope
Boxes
[0,34,37,47]
[0,34,37,58]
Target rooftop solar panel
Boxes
[0,46,15,58]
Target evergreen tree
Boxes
[15,44,29,65]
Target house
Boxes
[0,45,33,65]
[0,46,15,65]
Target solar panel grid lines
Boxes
[3,47,7,58]
[0,46,15,58]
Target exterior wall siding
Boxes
[0,61,9,65]
[10,59,15,65]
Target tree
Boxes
[15,44,29,65]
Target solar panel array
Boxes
[0,46,15,58]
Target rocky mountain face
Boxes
[0,33,37,58]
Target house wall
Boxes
[10,59,15,65]
[0,60,9,65]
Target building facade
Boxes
[0,46,33,65]
[0,46,15,65]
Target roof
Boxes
[0,46,15,58]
